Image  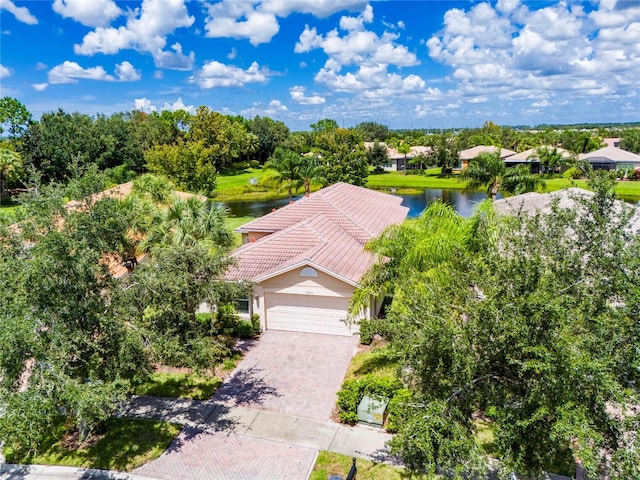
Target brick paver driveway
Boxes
[135,428,317,480]
[135,331,359,480]
[213,330,359,420]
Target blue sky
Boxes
[1,0,639,130]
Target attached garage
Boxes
[265,293,356,336]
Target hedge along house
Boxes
[226,183,409,336]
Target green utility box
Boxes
[357,395,389,428]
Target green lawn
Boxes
[5,417,180,472]
[0,204,19,222]
[309,451,431,480]
[367,169,462,191]
[133,371,222,400]
[225,215,254,245]
[344,344,399,382]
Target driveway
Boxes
[213,330,359,420]
[133,331,361,480]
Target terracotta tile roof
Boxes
[235,182,408,245]
[229,183,408,284]
[226,214,379,285]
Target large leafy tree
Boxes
[619,128,640,154]
[20,110,96,182]
[123,195,240,368]
[145,140,217,196]
[356,177,640,478]
[0,187,148,456]
[355,121,389,142]
[249,116,290,163]
[426,132,459,174]
[315,128,368,186]
[0,97,32,143]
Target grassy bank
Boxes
[309,451,429,480]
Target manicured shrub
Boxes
[384,388,412,433]
[358,319,375,345]
[250,313,261,336]
[235,320,255,339]
[336,375,403,425]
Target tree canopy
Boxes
[356,176,640,478]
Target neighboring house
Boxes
[226,182,409,336]
[504,147,573,173]
[494,188,640,233]
[364,142,432,171]
[458,145,516,169]
[579,146,640,171]
[604,138,621,148]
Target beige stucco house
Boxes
[226,182,409,336]
[458,145,516,169]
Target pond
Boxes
[223,188,499,219]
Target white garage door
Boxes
[265,293,355,336]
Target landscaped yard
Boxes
[4,417,180,472]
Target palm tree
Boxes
[397,140,411,173]
[535,146,569,175]
[297,155,326,196]
[145,196,233,251]
[142,195,234,326]
[244,132,259,162]
[461,151,544,200]
[350,199,505,317]
[263,147,303,202]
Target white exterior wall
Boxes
[251,266,367,336]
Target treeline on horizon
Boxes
[1,96,640,200]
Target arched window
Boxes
[300,267,318,277]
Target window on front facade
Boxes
[236,298,250,314]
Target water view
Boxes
[224,188,499,219]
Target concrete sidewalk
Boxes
[0,396,397,480]
[122,395,397,464]
[0,464,164,480]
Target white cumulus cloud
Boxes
[163,97,196,114]
[52,0,122,27]
[48,61,141,84]
[32,83,48,92]
[134,97,156,113]
[114,61,141,81]
[74,0,195,70]
[290,85,326,105]
[191,61,269,89]
[203,0,368,45]
[425,0,640,107]
[0,63,11,78]
[203,1,280,46]
[0,0,38,25]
